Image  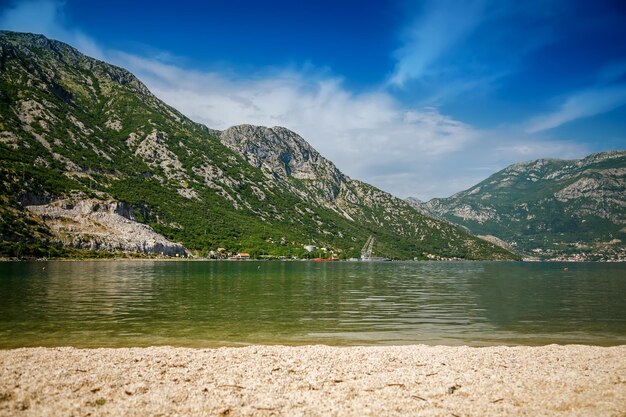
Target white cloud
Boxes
[114,52,595,199]
[524,59,626,133]
[526,84,626,133]
[0,0,61,33]
[112,52,480,197]
[389,0,486,86]
[0,0,103,59]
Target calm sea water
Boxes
[0,260,624,348]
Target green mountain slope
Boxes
[0,31,516,260]
[408,152,626,260]
[216,124,515,260]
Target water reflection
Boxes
[471,262,626,335]
[0,260,624,347]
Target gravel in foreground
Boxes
[1,345,625,416]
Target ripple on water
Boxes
[0,260,624,347]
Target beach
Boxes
[1,344,624,416]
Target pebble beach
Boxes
[1,344,625,416]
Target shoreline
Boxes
[3,257,626,263]
[1,344,624,416]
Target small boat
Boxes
[361,256,392,262]
[360,236,391,261]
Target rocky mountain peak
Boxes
[219,124,344,182]
[503,158,564,176]
[579,150,626,166]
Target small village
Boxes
[529,241,626,262]
[204,243,343,261]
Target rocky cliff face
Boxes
[220,125,345,204]
[408,151,626,259]
[26,199,188,256]
[0,31,516,260]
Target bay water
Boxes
[0,260,624,347]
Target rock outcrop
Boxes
[26,199,189,256]
[220,125,345,202]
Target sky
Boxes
[1,0,625,200]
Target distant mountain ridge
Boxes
[0,31,516,260]
[408,151,626,260]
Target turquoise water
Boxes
[0,260,624,347]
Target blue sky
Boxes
[1,0,625,199]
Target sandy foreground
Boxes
[0,345,625,417]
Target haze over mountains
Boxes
[0,31,516,260]
[408,152,626,260]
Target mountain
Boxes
[0,31,517,260]
[408,151,626,260]
[216,124,518,258]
